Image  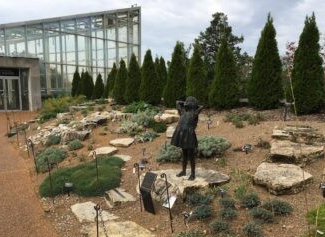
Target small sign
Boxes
[163,195,177,209]
[141,172,157,192]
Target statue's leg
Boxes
[188,149,195,180]
[177,149,188,177]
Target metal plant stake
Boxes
[27,139,38,173]
[161,173,173,233]
[134,163,142,212]
[46,158,55,205]
[94,204,100,237]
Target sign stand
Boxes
[161,173,173,233]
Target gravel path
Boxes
[0,112,58,237]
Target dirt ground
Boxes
[7,106,325,237]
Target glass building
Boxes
[0,6,141,101]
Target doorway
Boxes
[0,77,21,111]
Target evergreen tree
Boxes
[124,53,141,103]
[83,71,94,100]
[209,37,239,109]
[292,13,324,114]
[247,14,283,110]
[163,42,187,107]
[103,63,117,98]
[71,69,81,97]
[154,57,162,97]
[93,73,104,99]
[139,49,161,104]
[77,70,85,96]
[159,56,167,97]
[113,59,127,104]
[187,44,208,105]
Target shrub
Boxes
[224,113,264,128]
[176,231,205,237]
[197,136,231,158]
[124,53,141,103]
[123,101,158,113]
[219,198,236,209]
[241,193,260,209]
[36,148,67,173]
[220,208,237,220]
[148,120,167,133]
[39,156,124,197]
[135,131,159,143]
[210,220,232,235]
[261,199,293,216]
[256,137,271,149]
[131,109,156,127]
[68,139,84,151]
[118,120,143,136]
[93,73,105,99]
[242,222,263,237]
[45,134,61,146]
[193,204,213,220]
[250,207,274,223]
[156,144,182,163]
[186,193,214,206]
[113,59,127,104]
[81,109,88,117]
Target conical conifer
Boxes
[71,69,81,97]
[93,73,104,99]
[159,57,167,97]
[113,59,127,104]
[77,70,85,96]
[125,54,141,103]
[103,63,117,98]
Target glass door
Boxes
[0,79,4,110]
[5,79,20,110]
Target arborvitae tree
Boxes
[93,73,104,99]
[77,70,85,96]
[113,59,127,104]
[103,63,117,98]
[83,71,94,100]
[187,44,208,105]
[125,53,141,103]
[154,57,162,97]
[139,50,160,104]
[247,14,283,110]
[159,56,167,96]
[292,13,324,114]
[163,42,187,107]
[209,37,239,109]
[71,69,81,97]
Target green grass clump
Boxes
[241,193,260,209]
[39,156,124,197]
[197,136,231,158]
[36,148,67,173]
[148,120,167,133]
[224,112,264,128]
[45,134,61,146]
[130,109,156,127]
[123,101,158,113]
[250,207,274,223]
[135,131,158,143]
[68,139,84,151]
[156,144,182,163]
[261,199,293,216]
[220,208,237,220]
[242,222,263,237]
[186,193,214,206]
[193,204,214,220]
[210,220,233,235]
[219,198,236,209]
[176,231,205,237]
[307,203,325,235]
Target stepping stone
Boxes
[105,188,136,207]
[110,138,134,147]
[71,201,118,223]
[90,146,118,157]
[253,162,313,195]
[114,154,132,161]
[166,126,175,138]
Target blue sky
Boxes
[1,0,325,61]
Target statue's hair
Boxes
[184,96,199,110]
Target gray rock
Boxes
[61,129,90,144]
[113,154,132,161]
[166,126,175,138]
[110,138,134,147]
[154,113,179,124]
[104,188,136,207]
[253,162,313,195]
[69,105,88,112]
[90,146,118,157]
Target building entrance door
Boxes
[0,77,21,111]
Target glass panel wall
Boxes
[0,29,5,56]
[6,27,26,56]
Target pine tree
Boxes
[292,13,324,114]
[93,73,104,99]
[163,42,187,107]
[124,53,141,103]
[154,57,162,97]
[247,14,283,109]
[71,69,81,97]
[103,63,117,98]
[113,59,127,104]
[187,44,208,105]
[209,37,239,109]
[83,71,94,100]
[77,70,85,96]
[139,50,161,105]
[159,56,167,97]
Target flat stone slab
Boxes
[164,109,179,116]
[61,129,91,144]
[90,146,118,157]
[113,154,132,161]
[154,113,179,124]
[253,162,313,195]
[83,221,155,237]
[269,140,324,165]
[272,125,324,143]
[166,126,175,138]
[69,105,87,112]
[71,201,118,223]
[110,138,134,147]
[105,188,136,207]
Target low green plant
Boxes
[250,207,274,223]
[95,98,108,104]
[216,157,227,167]
[210,220,233,235]
[197,136,231,158]
[156,144,182,163]
[224,112,264,128]
[242,222,263,237]
[233,119,244,128]
[39,156,124,197]
[186,193,214,206]
[45,134,61,146]
[235,184,247,200]
[68,139,84,151]
[193,204,213,220]
[36,148,67,173]
[148,120,167,133]
[123,101,158,113]
[219,198,236,209]
[130,109,156,127]
[261,199,293,216]
[118,120,143,136]
[256,137,271,149]
[135,131,159,143]
[87,105,94,111]
[81,109,88,117]
[241,193,260,209]
[220,208,237,220]
[176,231,205,237]
[87,144,93,151]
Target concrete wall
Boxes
[0,56,41,111]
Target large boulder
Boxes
[166,126,175,138]
[61,129,90,144]
[109,138,134,147]
[154,113,179,124]
[253,162,313,195]
[269,140,324,165]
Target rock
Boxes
[166,126,175,138]
[71,201,118,223]
[113,154,132,161]
[90,146,118,157]
[154,113,179,124]
[56,112,72,121]
[104,188,136,207]
[84,221,155,237]
[110,138,134,147]
[70,105,88,112]
[269,140,324,165]
[61,129,91,144]
[253,162,313,195]
[86,115,108,126]
[164,109,178,116]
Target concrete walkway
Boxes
[0,112,58,237]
